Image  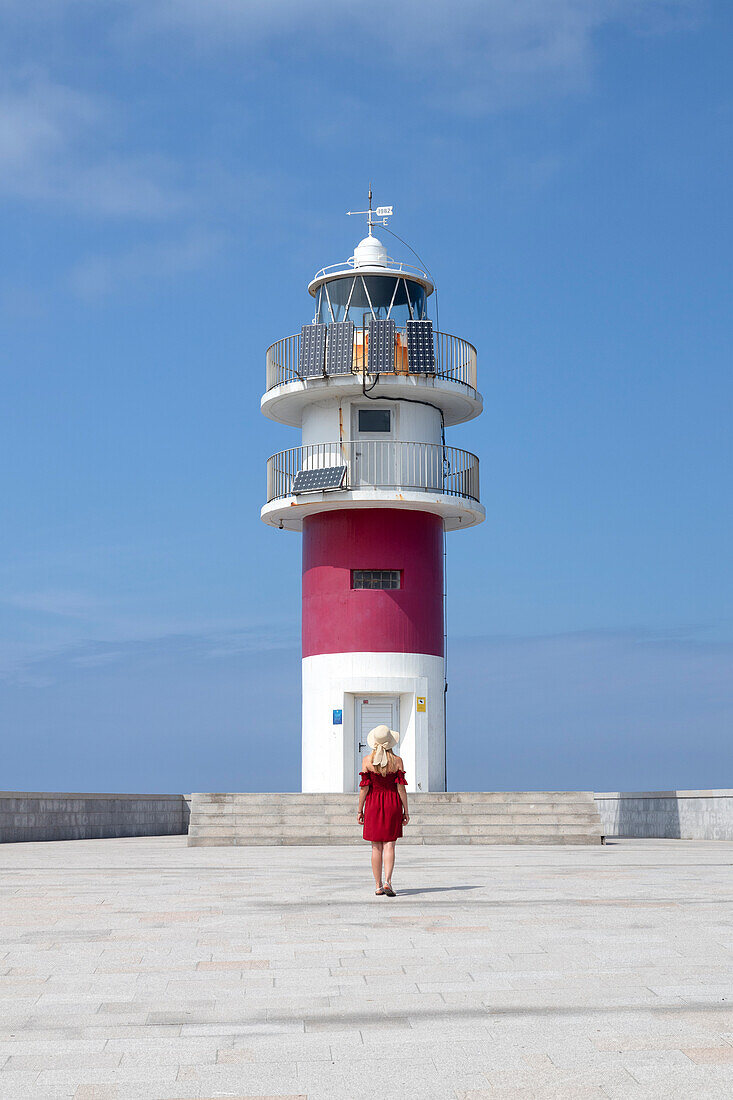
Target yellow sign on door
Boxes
[416,696,426,712]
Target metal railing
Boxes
[265,328,477,393]
[266,441,480,504]
[311,259,431,283]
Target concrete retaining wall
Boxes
[595,790,733,841]
[0,793,190,843]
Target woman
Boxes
[357,724,409,896]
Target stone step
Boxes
[187,791,603,846]
[191,801,596,817]
[192,814,599,829]
[192,791,595,804]
[188,833,602,847]
[190,813,599,828]
[189,822,601,839]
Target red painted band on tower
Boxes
[302,508,444,658]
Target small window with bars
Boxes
[352,569,401,590]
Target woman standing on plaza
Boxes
[357,725,409,896]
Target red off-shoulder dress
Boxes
[359,768,408,842]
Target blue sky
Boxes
[1,0,731,793]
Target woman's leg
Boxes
[383,841,396,885]
[371,842,384,887]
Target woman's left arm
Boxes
[397,783,409,824]
[396,759,409,823]
[357,773,370,823]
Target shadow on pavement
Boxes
[394,885,483,895]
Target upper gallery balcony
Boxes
[261,321,482,428]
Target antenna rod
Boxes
[368,184,373,235]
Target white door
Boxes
[352,405,396,489]
[356,695,400,784]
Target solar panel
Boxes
[326,321,354,375]
[406,319,435,373]
[367,319,395,374]
[291,465,347,494]
[298,323,327,378]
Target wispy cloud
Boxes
[117,0,701,114]
[447,627,733,790]
[0,626,299,687]
[0,73,98,168]
[1,2,699,119]
[0,72,188,218]
[3,589,104,619]
[0,0,701,241]
[2,624,730,790]
[1,627,303,793]
[0,582,300,684]
[67,229,224,297]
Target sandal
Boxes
[375,886,385,895]
[383,882,395,897]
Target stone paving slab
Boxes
[0,836,732,1098]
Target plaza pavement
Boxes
[1,836,732,1100]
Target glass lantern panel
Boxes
[316,276,427,329]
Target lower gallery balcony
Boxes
[261,441,485,532]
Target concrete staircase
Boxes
[187,792,603,846]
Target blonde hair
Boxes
[369,747,399,776]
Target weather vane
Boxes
[346,185,393,235]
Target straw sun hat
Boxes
[367,724,399,767]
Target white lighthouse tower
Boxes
[261,201,484,793]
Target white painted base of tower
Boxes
[301,651,445,794]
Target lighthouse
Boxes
[261,201,484,793]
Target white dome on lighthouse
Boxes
[352,234,388,268]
